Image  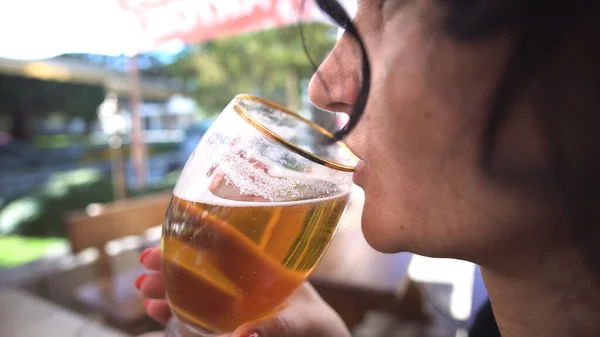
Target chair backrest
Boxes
[65,192,171,277]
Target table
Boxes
[0,288,130,337]
[76,268,146,325]
[75,187,425,330]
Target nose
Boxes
[308,31,362,114]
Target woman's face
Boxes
[308,0,569,262]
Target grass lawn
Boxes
[0,235,68,268]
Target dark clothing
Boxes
[469,300,501,337]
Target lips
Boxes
[352,160,366,185]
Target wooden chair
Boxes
[65,192,171,278]
[64,193,171,332]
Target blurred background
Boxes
[0,0,341,247]
[0,1,486,337]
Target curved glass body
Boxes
[163,95,356,337]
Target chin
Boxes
[360,203,406,254]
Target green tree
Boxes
[165,23,337,115]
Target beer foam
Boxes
[173,101,354,203]
[204,133,349,202]
[174,188,350,208]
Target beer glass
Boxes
[163,94,356,337]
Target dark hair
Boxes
[307,0,600,267]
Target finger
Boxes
[144,299,172,325]
[136,272,166,299]
[231,297,346,337]
[140,247,162,270]
[230,284,323,337]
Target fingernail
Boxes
[135,274,147,289]
[240,333,258,337]
[139,248,152,264]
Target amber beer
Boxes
[162,190,349,333]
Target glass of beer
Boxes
[162,94,356,337]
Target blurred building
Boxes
[0,55,198,143]
[90,94,199,145]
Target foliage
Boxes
[163,23,337,115]
[0,168,180,237]
[33,134,89,148]
[0,169,114,237]
[80,142,180,163]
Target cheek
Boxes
[353,71,455,253]
[357,150,436,253]
[351,22,531,257]
[354,82,498,257]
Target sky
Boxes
[0,0,354,61]
[0,0,183,60]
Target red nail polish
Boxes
[139,248,152,264]
[143,299,151,311]
[135,274,147,289]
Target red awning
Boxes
[119,0,324,52]
[0,0,355,59]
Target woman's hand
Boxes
[137,247,350,337]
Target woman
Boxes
[137,0,600,336]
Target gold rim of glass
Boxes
[233,94,357,172]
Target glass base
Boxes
[166,317,218,337]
